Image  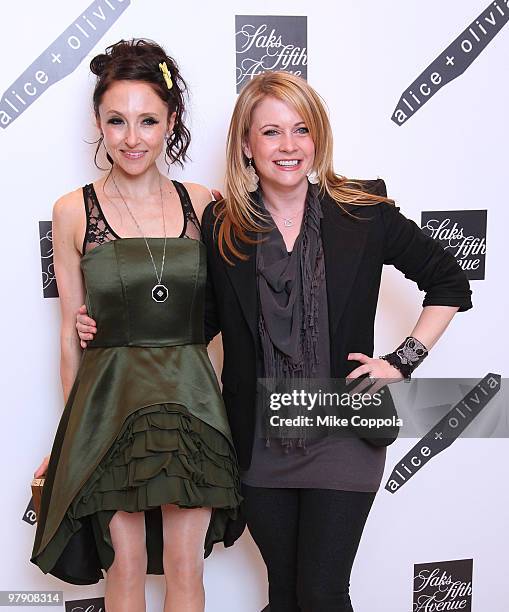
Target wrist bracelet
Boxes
[379,336,429,379]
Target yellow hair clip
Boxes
[158,62,173,90]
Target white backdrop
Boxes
[1,1,507,610]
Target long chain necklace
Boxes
[266,206,304,228]
[111,173,169,303]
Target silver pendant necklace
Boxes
[111,173,169,303]
[266,207,304,228]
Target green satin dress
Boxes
[31,182,242,585]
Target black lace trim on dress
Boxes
[82,184,119,254]
[173,181,202,240]
[82,181,202,254]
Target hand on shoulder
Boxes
[183,182,214,223]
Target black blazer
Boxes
[201,179,472,470]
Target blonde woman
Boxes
[79,72,472,611]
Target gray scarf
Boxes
[256,185,326,449]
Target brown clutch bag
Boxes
[31,478,45,519]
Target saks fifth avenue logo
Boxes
[65,597,105,612]
[39,221,58,298]
[235,16,307,92]
[421,210,487,280]
[413,559,473,611]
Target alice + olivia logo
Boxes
[392,1,509,124]
[235,16,307,92]
[0,0,131,128]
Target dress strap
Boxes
[82,184,119,254]
[172,180,202,239]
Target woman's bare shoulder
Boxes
[182,182,213,221]
[52,187,88,255]
[52,187,85,223]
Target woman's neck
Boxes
[260,180,308,215]
[107,163,163,200]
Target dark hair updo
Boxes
[90,38,191,168]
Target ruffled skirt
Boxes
[31,345,243,585]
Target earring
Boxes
[307,169,319,185]
[100,136,113,165]
[246,158,259,192]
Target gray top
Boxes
[241,245,386,492]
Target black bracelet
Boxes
[379,336,429,379]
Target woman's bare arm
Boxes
[52,190,87,401]
[35,189,86,477]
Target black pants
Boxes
[243,485,376,612]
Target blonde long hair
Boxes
[215,71,393,263]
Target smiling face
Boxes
[97,80,176,175]
[243,95,315,193]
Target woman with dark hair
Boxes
[31,39,241,612]
[78,71,472,611]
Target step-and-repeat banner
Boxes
[1,1,507,610]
